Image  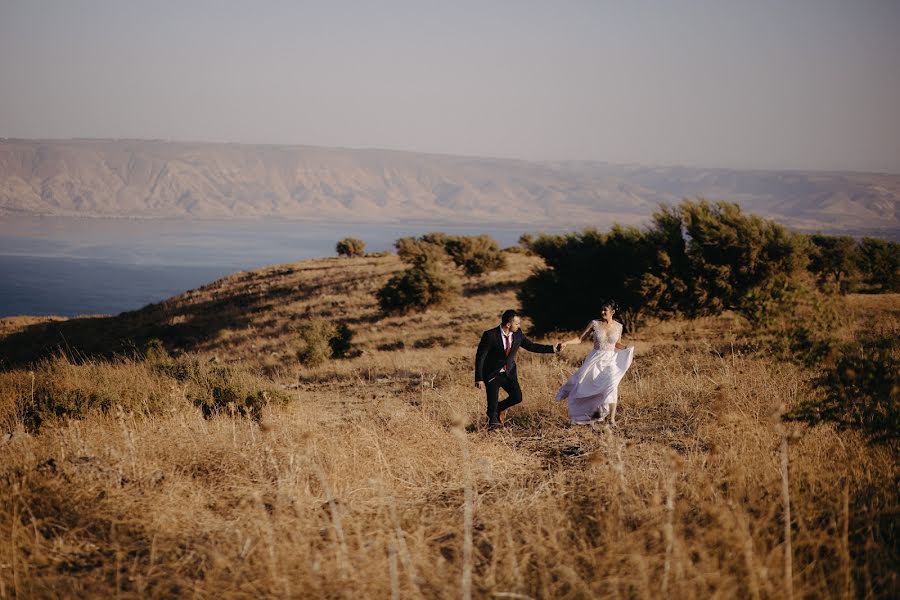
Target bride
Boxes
[555,300,634,427]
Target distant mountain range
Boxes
[1,138,898,235]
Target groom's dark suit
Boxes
[475,326,556,426]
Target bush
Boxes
[396,232,506,276]
[185,363,278,421]
[377,262,460,315]
[858,237,900,292]
[395,236,447,267]
[806,234,863,292]
[145,340,285,420]
[745,273,844,364]
[518,233,536,254]
[21,353,171,431]
[329,323,354,358]
[336,237,366,257]
[445,234,507,276]
[296,319,333,367]
[145,338,203,382]
[377,341,405,351]
[294,319,355,366]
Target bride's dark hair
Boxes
[598,300,618,316]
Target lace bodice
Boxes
[592,320,622,351]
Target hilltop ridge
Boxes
[1,138,898,233]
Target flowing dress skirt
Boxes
[555,346,634,424]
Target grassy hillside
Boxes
[0,253,539,370]
[0,252,896,598]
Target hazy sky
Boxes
[2,0,899,173]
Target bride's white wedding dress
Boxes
[555,320,634,425]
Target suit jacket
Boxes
[474,326,556,383]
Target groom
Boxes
[474,309,561,430]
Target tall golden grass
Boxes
[0,254,896,598]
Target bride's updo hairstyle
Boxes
[599,300,618,317]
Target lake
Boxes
[0,217,563,317]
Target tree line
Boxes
[334,203,897,328]
[518,200,897,333]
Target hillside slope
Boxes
[2,139,898,232]
[0,252,896,598]
[0,252,540,370]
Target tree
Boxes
[336,237,366,257]
[858,237,900,292]
[806,234,862,292]
[518,225,656,333]
[677,200,808,316]
[518,200,810,333]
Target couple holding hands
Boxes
[474,302,634,430]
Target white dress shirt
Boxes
[500,326,513,372]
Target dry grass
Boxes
[0,254,897,598]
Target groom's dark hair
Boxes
[501,309,518,325]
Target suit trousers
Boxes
[485,372,523,421]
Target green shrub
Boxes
[296,318,337,367]
[382,231,503,314]
[336,237,366,257]
[745,273,843,364]
[145,339,285,420]
[396,232,506,276]
[145,338,202,382]
[806,234,863,292]
[677,200,809,316]
[295,318,355,366]
[858,237,900,292]
[445,234,507,276]
[184,363,279,421]
[395,236,447,267]
[329,322,354,358]
[21,354,169,431]
[377,262,460,315]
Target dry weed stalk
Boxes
[780,433,794,600]
[454,417,475,600]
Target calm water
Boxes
[0,217,559,317]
